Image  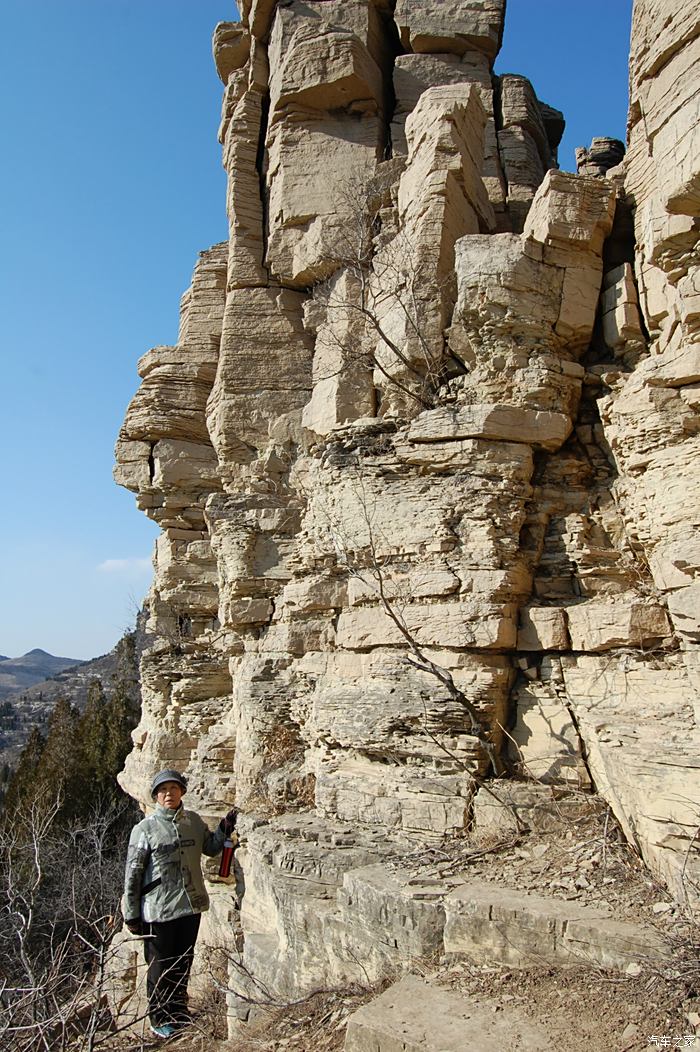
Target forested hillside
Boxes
[0,627,144,1049]
[0,616,146,770]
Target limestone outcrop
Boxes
[344,975,551,1052]
[114,0,699,1030]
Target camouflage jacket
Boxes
[122,803,225,924]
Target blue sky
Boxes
[0,0,632,661]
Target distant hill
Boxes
[0,649,84,697]
[0,623,145,770]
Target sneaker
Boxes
[149,1023,177,1039]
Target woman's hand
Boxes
[219,808,238,836]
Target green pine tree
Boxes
[2,725,46,816]
[102,629,141,786]
[39,697,84,818]
[79,679,109,786]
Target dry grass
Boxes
[247,724,316,817]
[222,985,382,1052]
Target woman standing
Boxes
[122,768,237,1040]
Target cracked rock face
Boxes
[115,0,700,1012]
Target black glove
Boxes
[125,918,143,936]
[219,808,238,836]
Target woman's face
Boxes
[156,782,184,809]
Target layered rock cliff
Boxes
[114,0,700,1020]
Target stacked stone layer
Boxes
[114,0,700,1011]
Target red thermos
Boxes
[219,837,235,878]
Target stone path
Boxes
[344,974,551,1052]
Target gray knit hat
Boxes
[150,768,188,798]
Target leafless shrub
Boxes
[311,167,461,416]
[0,796,147,1052]
[247,724,316,818]
[204,944,387,1052]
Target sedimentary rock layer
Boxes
[114,0,700,1019]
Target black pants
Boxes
[143,913,201,1026]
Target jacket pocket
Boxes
[141,877,162,896]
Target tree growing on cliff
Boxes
[312,467,527,834]
[312,167,460,416]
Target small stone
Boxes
[651,901,672,914]
[625,962,642,977]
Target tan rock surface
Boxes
[219,70,268,290]
[517,606,569,651]
[562,653,700,901]
[239,0,278,41]
[206,284,312,480]
[390,52,507,221]
[113,0,700,1027]
[362,89,487,413]
[496,74,561,231]
[443,883,663,970]
[344,974,551,1052]
[263,1,388,286]
[212,22,251,84]
[394,0,506,61]
[407,404,572,451]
